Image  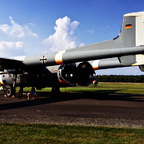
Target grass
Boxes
[94,82,144,94]
[0,82,143,97]
[16,82,144,95]
[64,82,144,94]
[0,123,144,144]
[0,82,142,95]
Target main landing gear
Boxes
[3,85,15,97]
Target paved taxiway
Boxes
[0,91,144,128]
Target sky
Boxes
[0,0,144,75]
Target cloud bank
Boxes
[0,41,23,50]
[43,16,84,52]
[0,16,38,38]
[0,16,83,57]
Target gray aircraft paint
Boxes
[91,12,144,70]
[0,12,144,70]
[1,12,144,87]
[91,58,122,70]
[19,46,144,68]
[18,12,144,68]
[2,11,144,97]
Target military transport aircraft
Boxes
[1,11,144,97]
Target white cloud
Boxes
[43,16,84,52]
[87,30,94,34]
[0,16,38,38]
[15,41,23,48]
[0,41,23,50]
[0,16,84,57]
[0,17,40,57]
[29,23,35,26]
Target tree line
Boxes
[96,75,144,82]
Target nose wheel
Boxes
[5,85,15,97]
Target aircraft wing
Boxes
[91,54,144,70]
[0,57,23,70]
[1,46,144,70]
[1,11,144,70]
[2,11,144,97]
[22,46,144,67]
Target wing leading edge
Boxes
[1,11,144,70]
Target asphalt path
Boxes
[0,91,144,128]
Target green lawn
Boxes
[0,123,144,144]
[12,82,144,95]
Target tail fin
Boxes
[116,12,144,65]
[115,11,144,48]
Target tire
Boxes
[6,86,13,97]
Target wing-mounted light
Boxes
[57,63,77,86]
[76,62,95,86]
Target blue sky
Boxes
[0,0,144,75]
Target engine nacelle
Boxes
[57,63,77,86]
[1,62,95,88]
[57,62,95,86]
[1,74,21,86]
[77,62,95,86]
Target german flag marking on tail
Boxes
[125,24,132,29]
